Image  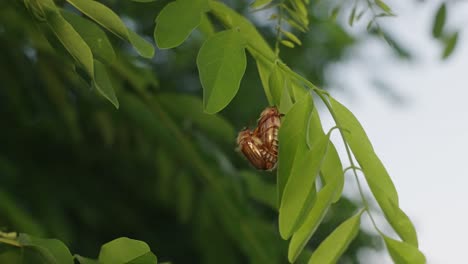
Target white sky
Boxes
[324,1,468,263]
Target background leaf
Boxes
[66,0,154,58]
[432,3,446,39]
[93,60,119,108]
[154,0,208,49]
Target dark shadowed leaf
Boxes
[75,255,100,264]
[158,93,235,143]
[18,234,74,264]
[442,31,458,59]
[93,60,119,108]
[432,3,446,39]
[197,29,247,114]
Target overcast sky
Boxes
[324,1,468,263]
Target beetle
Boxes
[256,106,282,156]
[237,129,276,170]
[236,106,282,170]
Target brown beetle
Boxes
[237,107,282,170]
[256,107,282,156]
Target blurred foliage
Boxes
[0,0,439,263]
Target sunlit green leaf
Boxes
[442,31,458,59]
[383,236,426,264]
[197,29,246,114]
[19,234,74,264]
[130,0,157,2]
[288,178,337,262]
[61,10,116,64]
[269,64,285,106]
[280,121,330,240]
[432,3,446,39]
[281,40,295,48]
[154,0,208,49]
[93,60,119,108]
[277,96,313,210]
[329,97,418,246]
[98,237,157,264]
[44,10,94,78]
[250,0,273,8]
[307,210,363,264]
[320,141,344,203]
[66,0,154,58]
[158,93,235,144]
[198,14,215,38]
[280,29,302,45]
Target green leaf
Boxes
[157,93,235,144]
[280,29,302,46]
[269,64,285,106]
[250,0,273,8]
[375,0,392,14]
[383,236,426,264]
[277,96,313,210]
[279,78,294,113]
[197,29,247,114]
[44,10,94,79]
[75,255,101,264]
[329,97,418,246]
[93,60,119,108]
[307,210,363,264]
[432,3,446,39]
[288,179,338,262]
[154,0,208,49]
[281,40,295,48]
[66,0,154,58]
[320,141,344,203]
[61,11,116,65]
[442,31,458,59]
[209,2,277,104]
[98,237,157,264]
[198,14,215,38]
[130,0,157,2]
[19,234,74,264]
[279,121,330,240]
